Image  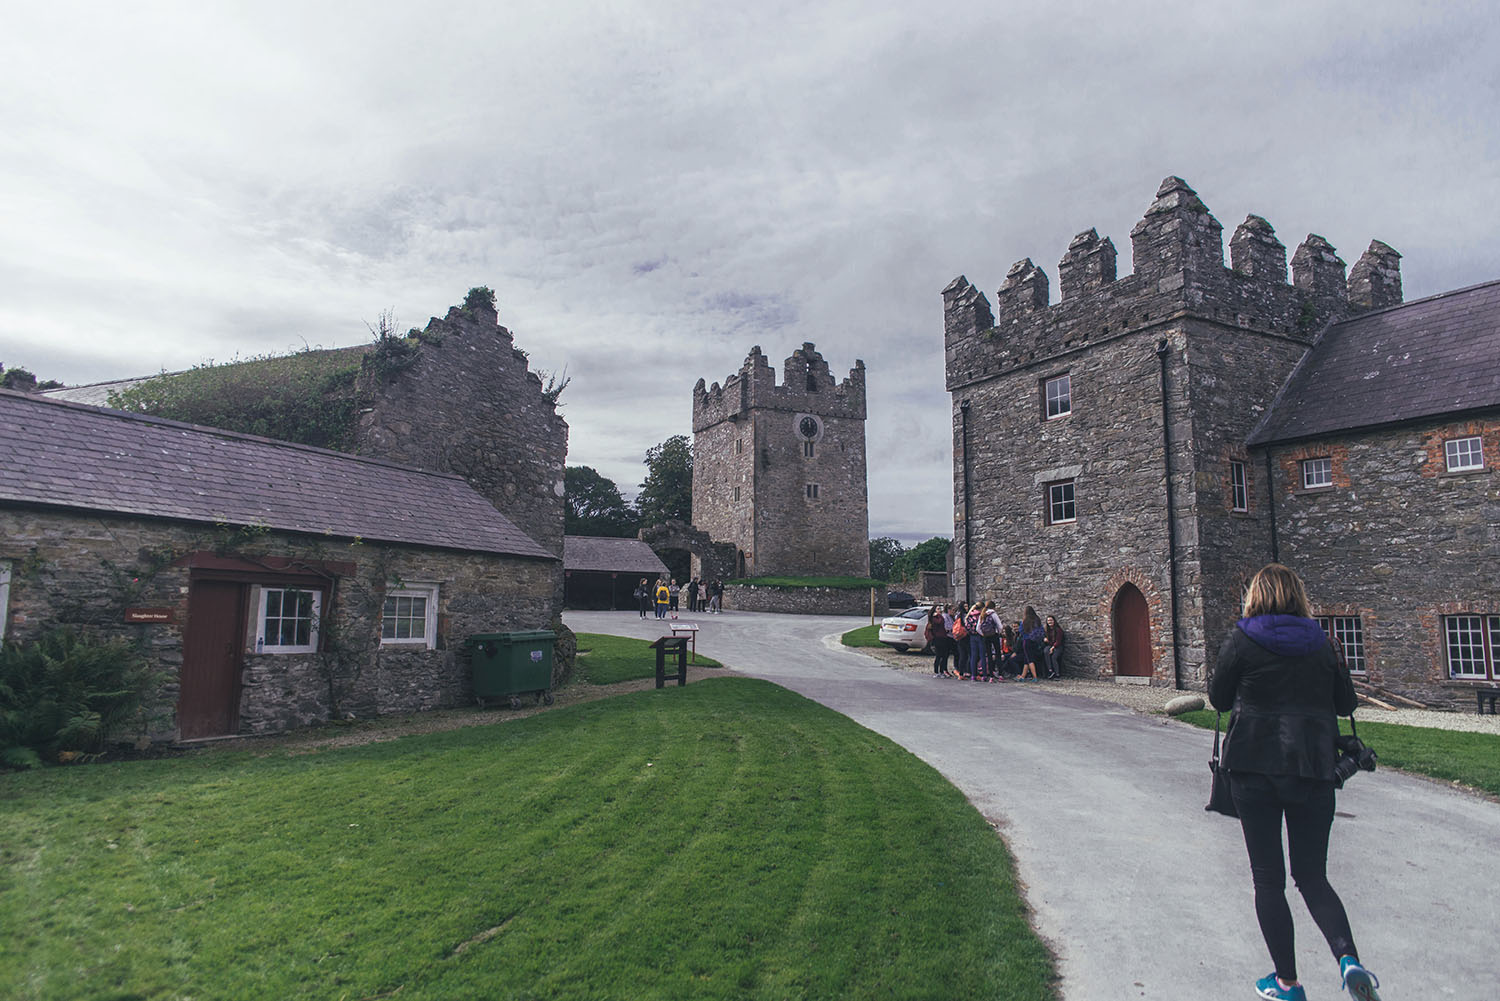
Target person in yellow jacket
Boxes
[653,579,671,619]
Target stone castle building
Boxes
[944,176,1498,708]
[692,344,870,579]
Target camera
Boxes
[1332,734,1378,788]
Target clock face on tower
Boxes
[799,416,819,440]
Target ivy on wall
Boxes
[107,348,368,451]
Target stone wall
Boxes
[723,582,887,617]
[1270,419,1500,709]
[0,508,558,738]
[945,177,1402,688]
[358,296,569,562]
[693,343,870,578]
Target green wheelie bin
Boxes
[467,630,556,709]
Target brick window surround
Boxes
[1278,444,1350,495]
[1443,614,1500,680]
[1420,420,1498,477]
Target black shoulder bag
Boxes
[1205,711,1238,817]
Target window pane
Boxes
[1302,458,1332,488]
[265,590,283,617]
[1446,616,1486,678]
[1445,437,1484,471]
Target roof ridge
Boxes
[1327,275,1500,327]
[0,388,472,484]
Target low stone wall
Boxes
[724,583,888,617]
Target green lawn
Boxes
[841,624,882,647]
[575,632,722,684]
[1177,709,1500,797]
[1,678,1057,1001]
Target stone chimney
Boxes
[1229,215,1287,282]
[997,258,1050,313]
[1129,176,1225,289]
[1347,240,1403,312]
[1058,228,1118,300]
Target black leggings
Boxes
[1230,773,1357,982]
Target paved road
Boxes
[566,609,1496,1001]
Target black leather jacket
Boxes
[1208,618,1357,781]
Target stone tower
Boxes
[692,344,870,578]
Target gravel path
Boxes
[854,643,1500,734]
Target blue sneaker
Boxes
[1256,973,1307,1000]
[1340,957,1382,1001]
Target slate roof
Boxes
[0,390,554,560]
[563,536,669,575]
[1249,279,1500,446]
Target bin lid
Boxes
[467,630,557,644]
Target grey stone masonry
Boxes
[358,297,568,561]
[693,344,870,578]
[0,509,556,738]
[944,176,1403,691]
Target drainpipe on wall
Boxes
[959,398,972,605]
[1263,449,1280,563]
[1156,339,1184,691]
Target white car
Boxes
[878,605,932,652]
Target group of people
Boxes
[634,577,724,618]
[923,602,1064,681]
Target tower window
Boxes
[732,486,740,501]
[807,371,818,391]
[805,484,819,499]
[1230,461,1248,512]
[1043,373,1071,420]
[803,441,815,457]
[1046,479,1076,525]
[735,438,743,455]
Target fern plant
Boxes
[0,629,165,768]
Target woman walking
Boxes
[1209,563,1381,1001]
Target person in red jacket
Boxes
[1043,615,1065,679]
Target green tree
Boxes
[894,537,951,580]
[868,537,905,582]
[565,466,638,537]
[636,435,693,526]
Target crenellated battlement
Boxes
[693,342,866,431]
[943,176,1403,391]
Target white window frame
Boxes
[1044,373,1072,420]
[1444,615,1499,680]
[1444,436,1484,472]
[1301,457,1333,489]
[1047,479,1076,525]
[255,586,322,654]
[1316,615,1366,675]
[1230,461,1248,512]
[380,583,439,649]
[0,560,10,641]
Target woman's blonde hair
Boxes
[1241,563,1312,619]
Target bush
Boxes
[0,628,164,768]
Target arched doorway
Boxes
[1112,583,1153,679]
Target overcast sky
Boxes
[3,1,1496,544]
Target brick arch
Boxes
[1096,567,1171,683]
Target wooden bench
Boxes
[1477,687,1500,715]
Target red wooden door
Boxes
[179,580,246,739]
[1113,584,1153,678]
